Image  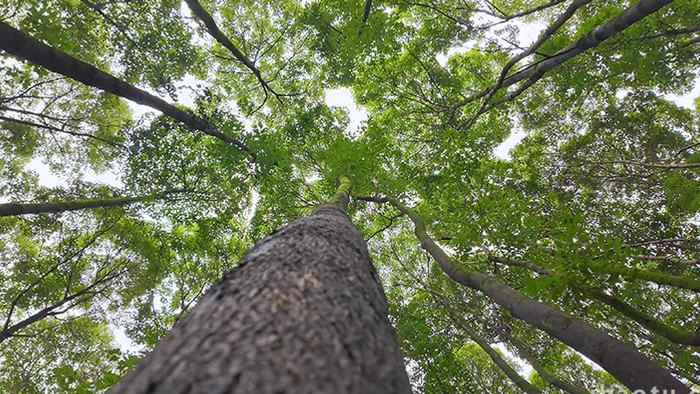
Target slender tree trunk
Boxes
[0,189,186,217]
[503,332,589,394]
[183,0,270,92]
[489,255,700,346]
[607,265,700,293]
[435,295,541,394]
[0,22,254,159]
[360,196,689,393]
[111,179,411,393]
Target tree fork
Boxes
[358,195,689,392]
[0,22,255,160]
[112,178,411,393]
[451,0,675,109]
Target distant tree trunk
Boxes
[0,189,186,217]
[606,265,700,293]
[360,195,690,393]
[488,255,700,346]
[502,331,589,394]
[439,299,541,394]
[1,285,97,343]
[111,178,411,393]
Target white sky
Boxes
[325,87,368,136]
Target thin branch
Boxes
[0,115,126,149]
[183,0,285,104]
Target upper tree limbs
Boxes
[0,21,256,161]
[184,0,294,106]
[462,0,593,129]
[0,216,121,342]
[0,72,131,163]
[451,0,676,128]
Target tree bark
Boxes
[0,189,187,217]
[0,22,254,159]
[112,182,411,393]
[360,195,690,393]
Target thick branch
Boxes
[0,21,255,159]
[452,0,675,112]
[0,189,188,217]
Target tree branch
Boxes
[0,21,255,160]
[451,0,675,126]
[183,0,285,104]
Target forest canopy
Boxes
[0,0,699,392]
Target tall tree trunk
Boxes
[111,178,411,393]
[0,189,186,217]
[0,22,254,159]
[360,195,690,393]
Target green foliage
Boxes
[2,0,700,391]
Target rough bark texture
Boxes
[111,204,411,393]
